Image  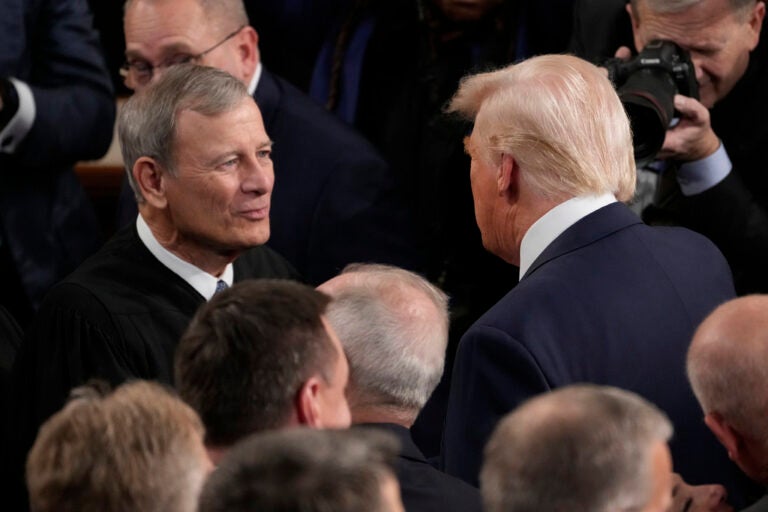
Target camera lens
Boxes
[618,69,676,165]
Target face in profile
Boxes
[161,97,273,255]
[669,473,732,512]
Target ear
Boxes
[497,153,519,202]
[745,1,765,51]
[133,157,168,209]
[704,412,742,462]
[235,26,259,81]
[295,376,323,428]
[626,2,644,53]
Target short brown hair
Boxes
[175,279,336,446]
[26,380,208,512]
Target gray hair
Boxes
[118,63,251,202]
[687,295,768,444]
[198,427,400,512]
[26,380,208,512]
[448,54,636,202]
[322,264,449,416]
[481,384,673,512]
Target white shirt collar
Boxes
[248,62,262,96]
[136,215,234,300]
[518,192,617,281]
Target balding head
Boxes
[481,385,673,512]
[687,295,768,484]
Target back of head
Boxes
[687,295,768,451]
[175,279,335,446]
[198,427,402,512]
[118,63,251,202]
[26,380,208,512]
[481,384,672,512]
[448,54,636,202]
[320,264,449,420]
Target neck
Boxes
[351,404,418,428]
[141,208,238,277]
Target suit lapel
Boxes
[522,202,642,280]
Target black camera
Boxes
[604,40,699,165]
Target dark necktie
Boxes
[215,280,229,294]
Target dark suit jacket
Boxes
[8,223,298,510]
[442,203,738,493]
[363,423,482,512]
[0,0,115,320]
[253,69,420,284]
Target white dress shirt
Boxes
[518,192,617,280]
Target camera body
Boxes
[604,40,699,165]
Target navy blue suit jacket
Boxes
[253,69,420,283]
[442,203,738,491]
[0,0,115,315]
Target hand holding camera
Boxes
[605,40,718,166]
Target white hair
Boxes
[448,54,636,202]
[323,264,449,416]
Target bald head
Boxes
[688,295,768,427]
[687,295,768,479]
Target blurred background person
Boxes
[198,427,404,512]
[481,385,674,512]
[0,0,115,328]
[26,380,211,512]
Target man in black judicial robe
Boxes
[8,65,297,510]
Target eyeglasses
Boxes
[120,25,246,87]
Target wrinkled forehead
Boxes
[124,0,216,55]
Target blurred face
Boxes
[629,0,764,108]
[162,97,273,258]
[431,0,503,22]
[670,473,732,512]
[641,441,673,512]
[316,319,352,428]
[124,0,253,91]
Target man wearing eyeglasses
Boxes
[118,0,422,285]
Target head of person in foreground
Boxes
[481,384,674,512]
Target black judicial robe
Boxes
[12,223,299,442]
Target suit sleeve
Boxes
[11,0,115,166]
[442,324,550,486]
[650,171,768,294]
